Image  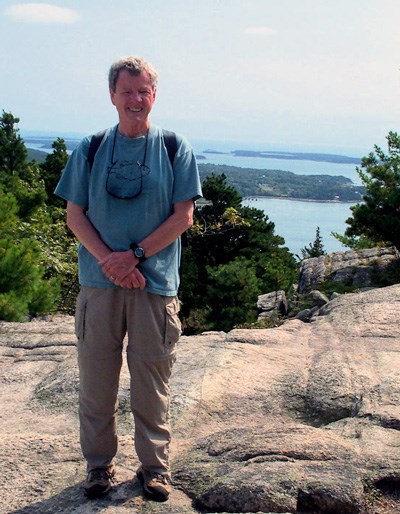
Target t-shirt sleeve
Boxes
[171,134,202,204]
[54,137,91,208]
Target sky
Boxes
[1,0,400,155]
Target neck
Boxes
[118,120,150,138]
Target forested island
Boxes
[203,149,361,165]
[198,163,364,202]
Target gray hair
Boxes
[108,56,158,91]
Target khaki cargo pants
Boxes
[75,286,181,475]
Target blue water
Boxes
[190,139,360,256]
[243,197,354,257]
[191,137,362,185]
[196,152,361,184]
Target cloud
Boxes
[243,26,278,36]
[5,3,80,24]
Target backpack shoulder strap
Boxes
[88,128,177,170]
[87,129,107,170]
[162,129,178,167]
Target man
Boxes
[55,56,202,502]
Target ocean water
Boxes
[243,197,354,257]
[196,152,361,184]
[191,137,363,184]
[190,139,360,256]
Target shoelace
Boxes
[152,473,169,485]
[89,468,115,482]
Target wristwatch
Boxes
[130,243,146,263]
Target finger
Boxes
[130,276,140,288]
[132,269,146,290]
[103,266,126,282]
[101,263,113,276]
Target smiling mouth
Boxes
[128,107,142,112]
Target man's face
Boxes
[110,70,156,129]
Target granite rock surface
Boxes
[2,285,400,513]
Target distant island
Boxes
[198,163,364,202]
[24,136,80,152]
[203,149,361,165]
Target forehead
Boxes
[115,69,154,90]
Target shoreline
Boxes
[243,195,358,204]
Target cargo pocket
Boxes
[164,297,182,353]
[75,290,87,343]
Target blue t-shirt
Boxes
[55,124,202,296]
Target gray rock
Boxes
[298,246,399,293]
[309,289,330,307]
[295,305,319,322]
[257,290,288,321]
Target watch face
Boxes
[135,247,145,258]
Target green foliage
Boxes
[0,111,65,321]
[205,257,260,331]
[337,131,400,250]
[0,192,60,321]
[300,226,326,259]
[235,316,283,330]
[199,172,242,221]
[0,111,47,220]
[17,206,79,314]
[0,110,27,175]
[181,173,298,332]
[0,188,19,233]
[331,231,376,250]
[39,138,69,207]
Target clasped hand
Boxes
[99,251,146,289]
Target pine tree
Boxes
[0,186,59,321]
[0,110,46,219]
[0,110,27,176]
[39,138,69,208]
[205,257,260,331]
[300,226,326,259]
[336,131,400,250]
[0,111,62,320]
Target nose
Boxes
[131,91,143,102]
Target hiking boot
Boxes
[83,466,115,498]
[136,466,171,502]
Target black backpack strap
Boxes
[88,128,177,170]
[162,129,178,167]
[87,129,107,170]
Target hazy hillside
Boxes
[27,148,47,163]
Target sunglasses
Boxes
[105,126,150,200]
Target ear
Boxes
[110,88,116,106]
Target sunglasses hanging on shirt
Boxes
[106,126,151,199]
